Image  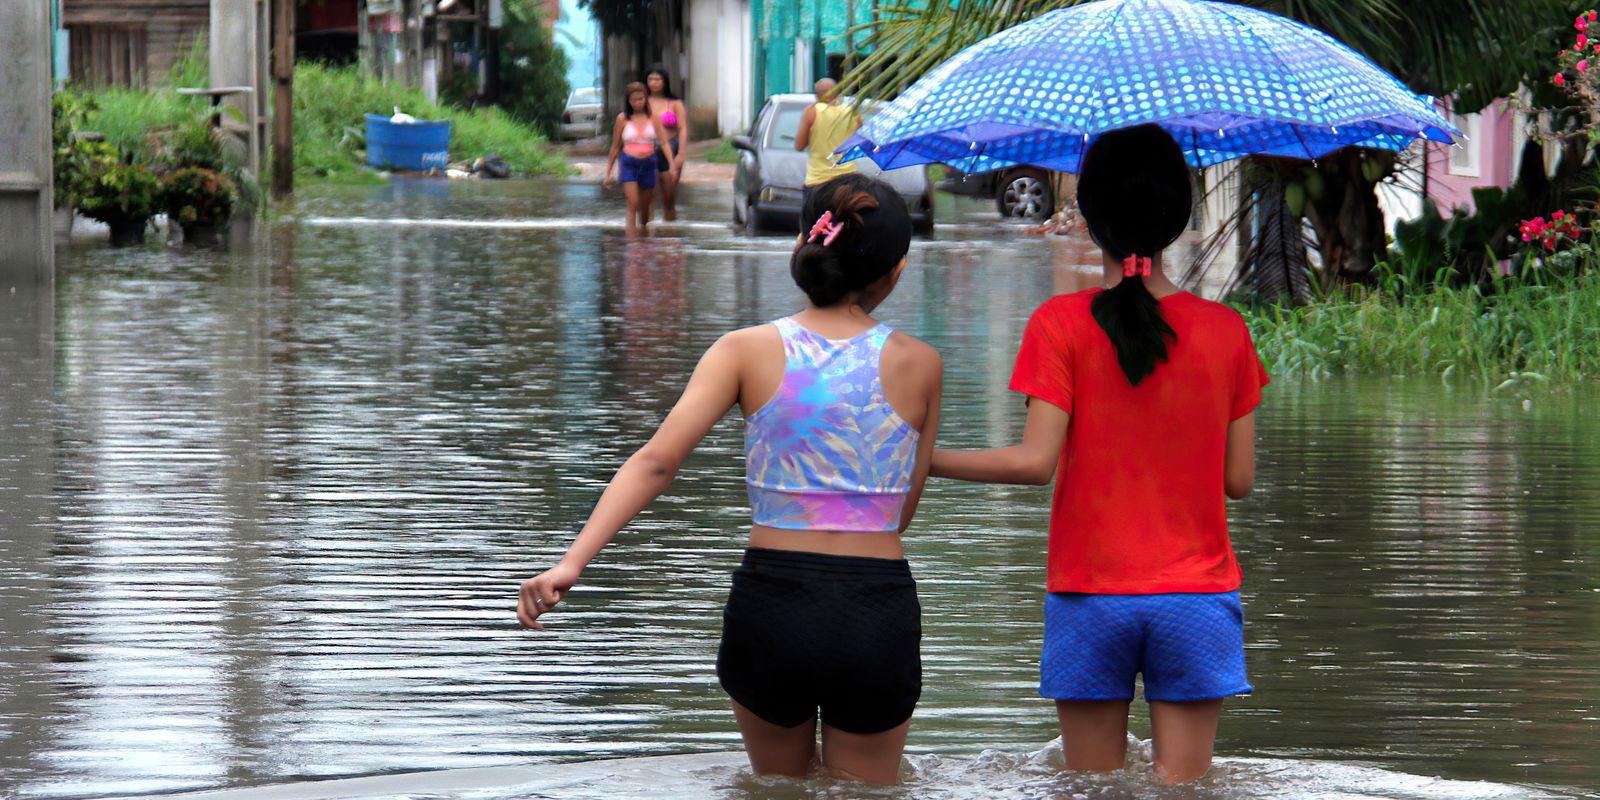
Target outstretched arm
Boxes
[930,397,1069,486]
[518,336,742,629]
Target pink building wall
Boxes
[1424,99,1521,216]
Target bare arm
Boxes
[604,115,624,185]
[517,335,743,629]
[1224,412,1256,499]
[930,398,1070,486]
[794,104,816,151]
[897,355,943,533]
[653,117,673,163]
[673,100,688,165]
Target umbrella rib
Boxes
[1080,0,1137,138]
[1203,1,1321,136]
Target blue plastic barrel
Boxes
[365,115,452,171]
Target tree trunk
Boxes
[652,0,683,96]
[1304,149,1386,283]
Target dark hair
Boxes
[622,81,648,116]
[791,174,913,307]
[644,66,675,99]
[1077,124,1192,385]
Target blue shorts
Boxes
[1041,591,1252,703]
[618,154,658,188]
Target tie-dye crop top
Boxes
[744,317,919,532]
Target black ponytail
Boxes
[1077,125,1192,385]
[791,174,912,307]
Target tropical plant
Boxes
[78,162,163,226]
[838,0,1574,285]
[164,167,238,229]
[500,0,571,136]
[53,89,118,210]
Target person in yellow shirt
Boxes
[794,78,861,205]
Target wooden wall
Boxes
[62,0,211,86]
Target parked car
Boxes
[560,88,603,140]
[732,93,934,235]
[938,165,1057,221]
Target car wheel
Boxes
[997,169,1053,221]
[742,196,760,235]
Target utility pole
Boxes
[271,0,294,199]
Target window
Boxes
[766,104,805,149]
[68,24,148,88]
[1447,111,1482,177]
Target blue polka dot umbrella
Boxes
[837,0,1459,173]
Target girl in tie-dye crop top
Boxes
[518,174,940,783]
[744,317,918,532]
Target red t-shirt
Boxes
[1009,289,1269,594]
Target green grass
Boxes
[1239,270,1600,387]
[72,43,566,184]
[703,137,740,164]
[293,63,568,181]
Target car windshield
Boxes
[569,88,601,106]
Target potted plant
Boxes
[51,91,116,237]
[164,167,237,246]
[78,162,163,246]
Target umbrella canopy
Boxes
[837,0,1459,173]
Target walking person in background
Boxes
[928,125,1269,784]
[646,67,689,221]
[604,81,671,238]
[794,78,860,212]
[518,174,942,784]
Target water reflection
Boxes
[0,181,1595,798]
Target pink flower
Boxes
[1554,210,1566,220]
[1556,73,1567,85]
[1579,59,1589,72]
[1590,10,1597,22]
[1579,34,1588,47]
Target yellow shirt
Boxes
[805,102,860,187]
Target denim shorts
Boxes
[618,154,658,188]
[1041,591,1252,703]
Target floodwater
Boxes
[1,178,1597,800]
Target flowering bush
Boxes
[1554,12,1600,97]
[163,167,237,228]
[1519,210,1583,251]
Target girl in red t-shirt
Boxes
[931,125,1268,783]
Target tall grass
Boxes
[293,63,567,180]
[1241,271,1600,387]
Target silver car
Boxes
[560,88,603,140]
[732,93,933,234]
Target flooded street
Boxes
[1,178,1597,799]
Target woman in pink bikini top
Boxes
[646,67,688,222]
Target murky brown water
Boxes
[1,179,1596,799]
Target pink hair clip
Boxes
[808,210,844,246]
[1122,255,1152,278]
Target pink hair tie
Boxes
[808,210,844,246]
[1122,255,1152,278]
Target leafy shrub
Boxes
[164,167,238,227]
[79,163,164,225]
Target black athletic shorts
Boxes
[717,547,922,734]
